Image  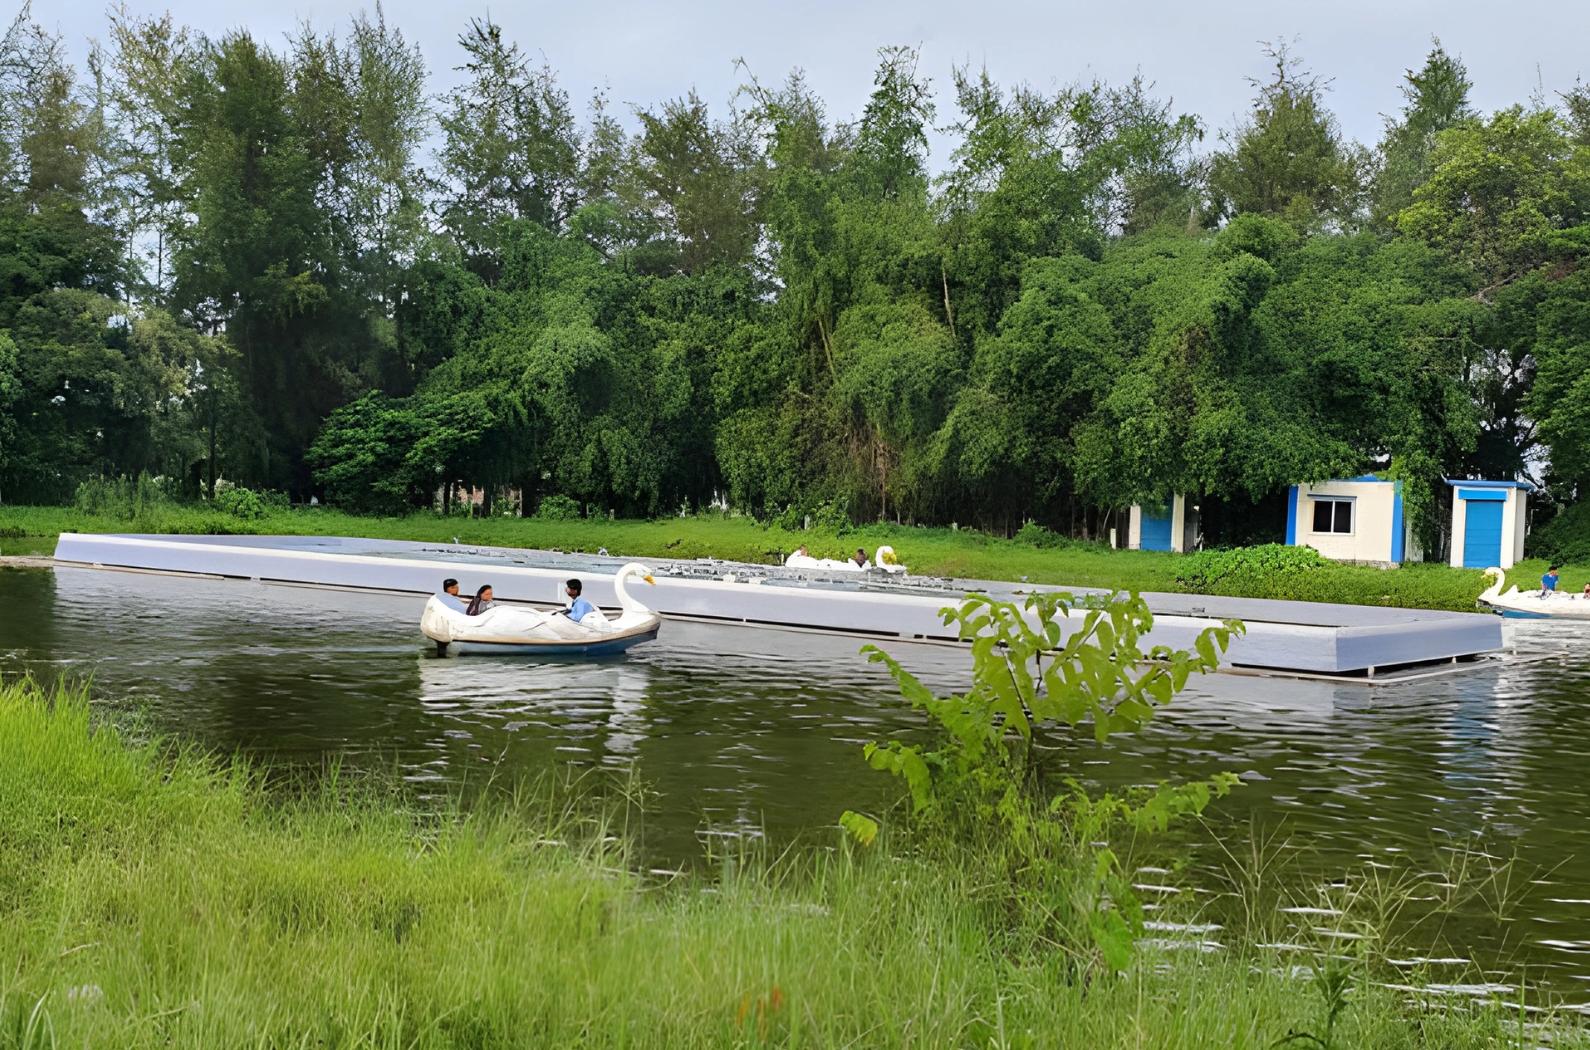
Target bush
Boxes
[213,486,267,520]
[1014,521,1067,548]
[535,494,582,520]
[73,474,174,520]
[810,498,852,534]
[1527,501,1590,565]
[1175,543,1332,589]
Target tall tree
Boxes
[435,18,579,278]
[1371,40,1474,228]
[1207,43,1366,229]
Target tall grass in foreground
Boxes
[0,676,1578,1048]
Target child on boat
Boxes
[562,578,595,623]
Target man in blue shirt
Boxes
[563,578,595,623]
[437,578,468,612]
[1543,566,1561,594]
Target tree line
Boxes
[3,2,1589,549]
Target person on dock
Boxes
[465,584,495,615]
[1542,567,1561,596]
[438,578,467,612]
[562,578,595,623]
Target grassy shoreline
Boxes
[0,676,1559,1048]
[0,502,1569,611]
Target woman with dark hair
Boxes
[465,584,495,616]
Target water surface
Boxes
[6,566,1590,1001]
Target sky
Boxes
[26,0,1590,164]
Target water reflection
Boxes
[9,565,1590,993]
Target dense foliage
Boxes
[4,10,1588,551]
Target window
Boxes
[1311,498,1353,534]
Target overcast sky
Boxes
[27,0,1590,163]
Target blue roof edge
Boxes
[1442,477,1537,491]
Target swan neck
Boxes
[614,567,644,613]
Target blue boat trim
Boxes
[448,626,660,657]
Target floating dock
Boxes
[49,533,1503,678]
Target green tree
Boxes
[1208,43,1366,229]
[435,17,579,278]
[1371,40,1474,229]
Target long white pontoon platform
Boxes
[50,533,1503,678]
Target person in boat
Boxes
[1543,566,1561,596]
[465,584,495,615]
[438,578,468,612]
[560,578,595,623]
[851,548,870,570]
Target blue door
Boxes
[1462,499,1504,568]
[1139,507,1173,551]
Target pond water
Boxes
[7,565,1590,1003]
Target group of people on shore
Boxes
[437,577,591,617]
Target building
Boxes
[1284,477,1420,567]
[1128,495,1198,553]
[1445,479,1531,569]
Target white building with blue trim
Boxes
[1445,479,1531,569]
[1284,477,1420,566]
[1128,495,1195,552]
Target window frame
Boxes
[1309,496,1355,536]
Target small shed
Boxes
[1128,495,1196,553]
[1445,479,1532,569]
[1284,477,1420,567]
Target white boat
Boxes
[784,544,908,574]
[421,562,662,655]
[1477,566,1590,618]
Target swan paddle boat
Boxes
[784,544,908,574]
[1477,566,1590,619]
[421,562,662,656]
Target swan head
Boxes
[613,562,657,614]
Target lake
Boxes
[6,564,1590,1003]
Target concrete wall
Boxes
[1286,480,1407,565]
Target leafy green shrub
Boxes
[1528,502,1590,565]
[850,592,1243,972]
[213,486,267,520]
[810,498,852,534]
[535,494,582,520]
[1014,521,1067,548]
[73,473,174,520]
[1175,543,1332,589]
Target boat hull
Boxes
[443,623,660,657]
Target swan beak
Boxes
[643,574,655,586]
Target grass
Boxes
[0,675,1569,1049]
[0,501,1574,611]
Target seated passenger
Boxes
[465,584,495,616]
[1542,567,1561,595]
[851,548,871,570]
[437,578,468,612]
[561,578,595,623]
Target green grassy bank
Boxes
[0,502,1570,611]
[0,676,1562,1049]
